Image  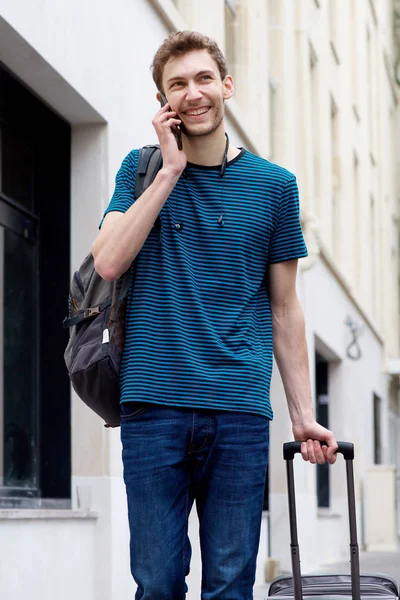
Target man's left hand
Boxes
[292,421,338,465]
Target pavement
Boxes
[254,551,400,600]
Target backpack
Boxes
[63,145,162,427]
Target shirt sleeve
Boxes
[268,175,308,263]
[99,149,139,228]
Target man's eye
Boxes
[201,75,212,81]
[171,82,184,88]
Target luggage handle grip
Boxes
[283,441,354,461]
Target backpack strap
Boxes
[134,145,162,199]
[112,145,162,308]
[62,299,112,328]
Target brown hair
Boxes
[151,31,228,93]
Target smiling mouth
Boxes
[183,107,210,117]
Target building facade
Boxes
[0,0,399,598]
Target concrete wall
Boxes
[0,511,98,599]
[266,0,400,572]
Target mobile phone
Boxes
[159,92,183,150]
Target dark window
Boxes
[373,393,382,465]
[1,127,34,210]
[2,216,39,493]
[316,353,330,508]
[0,64,71,507]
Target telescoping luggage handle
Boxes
[283,441,360,600]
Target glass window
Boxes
[225,0,239,80]
[330,96,340,258]
[353,153,360,293]
[0,127,34,211]
[0,204,39,500]
[316,354,330,508]
[0,64,71,508]
[374,394,382,465]
[310,44,321,219]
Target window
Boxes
[224,0,246,107]
[353,153,360,293]
[310,44,321,219]
[370,194,377,317]
[225,0,239,79]
[0,128,34,210]
[367,28,372,149]
[330,96,340,258]
[0,66,71,507]
[366,28,378,158]
[316,353,330,508]
[373,394,382,464]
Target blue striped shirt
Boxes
[103,148,307,419]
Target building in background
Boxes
[0,0,399,598]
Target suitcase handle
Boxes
[283,440,354,461]
[282,441,360,600]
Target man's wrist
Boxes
[159,166,183,183]
[290,411,315,428]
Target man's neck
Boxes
[182,125,240,166]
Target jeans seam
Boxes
[188,410,196,454]
[120,406,147,420]
[189,416,211,454]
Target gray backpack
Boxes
[63,145,162,427]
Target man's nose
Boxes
[185,83,202,101]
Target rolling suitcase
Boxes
[268,441,399,600]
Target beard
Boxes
[179,100,225,138]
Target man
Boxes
[92,31,337,600]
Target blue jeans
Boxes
[121,402,270,600]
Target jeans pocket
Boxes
[120,402,149,420]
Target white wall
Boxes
[0,512,97,600]
[266,0,399,573]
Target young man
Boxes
[93,31,337,600]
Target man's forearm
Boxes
[93,167,180,280]
[272,300,315,427]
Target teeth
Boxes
[185,108,209,116]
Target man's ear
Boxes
[156,91,161,103]
[223,75,234,100]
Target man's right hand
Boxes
[152,102,187,177]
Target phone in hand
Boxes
[159,92,183,151]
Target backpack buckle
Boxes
[85,306,101,318]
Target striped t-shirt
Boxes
[103,147,308,419]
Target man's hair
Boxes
[151,31,228,93]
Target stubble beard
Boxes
[180,100,225,139]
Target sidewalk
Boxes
[254,551,400,599]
